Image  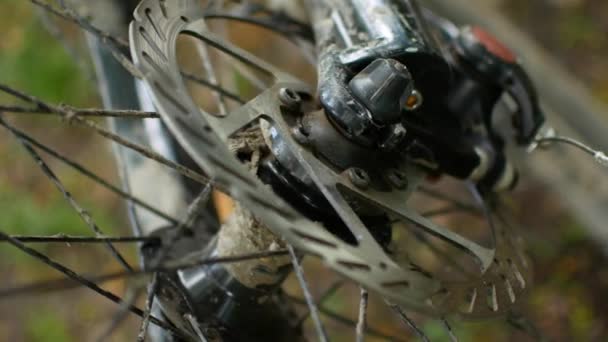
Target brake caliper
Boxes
[310,0,545,191]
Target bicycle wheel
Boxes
[0,0,606,341]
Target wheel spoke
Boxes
[296,280,344,327]
[29,0,129,49]
[0,123,183,226]
[31,0,247,104]
[287,245,329,342]
[76,115,210,185]
[137,184,214,337]
[351,183,496,269]
[137,275,160,342]
[409,231,476,278]
[0,249,290,298]
[0,230,192,340]
[286,293,408,342]
[194,19,229,116]
[0,115,133,271]
[181,72,245,105]
[0,105,160,118]
[0,84,211,186]
[148,183,213,268]
[29,0,144,79]
[506,311,547,341]
[355,287,369,342]
[374,191,495,270]
[389,304,430,342]
[96,286,143,342]
[1,234,158,244]
[203,8,313,41]
[35,3,95,82]
[442,318,458,342]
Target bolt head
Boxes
[348,168,370,189]
[279,88,302,110]
[386,169,408,189]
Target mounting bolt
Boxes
[348,168,370,189]
[279,88,302,110]
[386,169,408,189]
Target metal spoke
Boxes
[202,12,313,41]
[195,19,228,116]
[96,286,143,342]
[389,304,430,342]
[0,115,133,271]
[181,72,246,104]
[31,0,249,104]
[506,311,547,342]
[149,183,213,267]
[137,275,160,342]
[0,249,290,298]
[30,0,282,104]
[35,3,95,83]
[76,114,210,185]
[136,185,213,339]
[355,288,369,342]
[296,280,344,327]
[29,0,129,48]
[0,230,192,340]
[28,0,144,79]
[442,318,458,342]
[1,234,158,244]
[0,123,183,226]
[410,230,476,278]
[287,245,329,342]
[0,84,211,187]
[31,6,171,332]
[0,105,160,118]
[285,294,408,342]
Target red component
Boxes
[471,26,517,64]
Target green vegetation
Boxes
[0,1,93,105]
[25,307,73,342]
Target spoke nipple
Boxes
[386,168,408,189]
[348,167,370,189]
[279,88,302,110]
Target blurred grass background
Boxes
[0,0,608,341]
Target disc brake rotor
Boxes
[130,0,531,318]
